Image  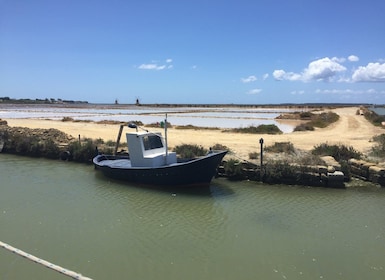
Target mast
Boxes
[164,114,168,164]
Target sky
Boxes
[1,0,385,104]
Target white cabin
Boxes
[126,131,177,167]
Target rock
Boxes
[321,156,341,171]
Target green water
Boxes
[1,154,385,280]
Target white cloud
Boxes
[247,88,262,94]
[273,57,346,82]
[348,55,359,62]
[331,57,346,63]
[138,64,166,70]
[138,59,173,70]
[315,88,383,95]
[241,75,257,83]
[352,62,385,82]
[290,90,305,95]
[262,73,269,80]
[273,70,301,81]
[302,57,346,81]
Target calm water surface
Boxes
[1,154,385,280]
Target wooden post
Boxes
[114,124,124,155]
[259,138,264,181]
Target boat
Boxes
[93,119,227,187]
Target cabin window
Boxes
[142,135,163,150]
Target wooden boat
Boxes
[93,120,227,187]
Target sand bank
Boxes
[4,107,384,159]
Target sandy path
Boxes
[4,107,384,159]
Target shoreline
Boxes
[3,107,384,160]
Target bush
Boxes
[298,154,325,166]
[371,134,385,158]
[105,140,116,146]
[173,144,208,158]
[294,123,315,131]
[309,112,339,128]
[146,121,172,128]
[311,143,362,162]
[211,143,230,151]
[68,138,97,163]
[230,124,282,134]
[364,110,385,126]
[223,159,244,180]
[299,111,313,119]
[294,112,339,131]
[43,139,61,159]
[14,136,43,157]
[263,160,300,184]
[249,152,259,160]
[265,142,295,153]
[62,117,74,122]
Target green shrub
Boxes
[294,123,315,131]
[105,140,116,146]
[299,111,313,119]
[68,138,97,163]
[173,144,208,158]
[294,112,339,131]
[43,139,61,159]
[211,143,230,151]
[298,154,325,166]
[249,152,259,160]
[230,124,282,134]
[14,136,43,157]
[311,143,362,162]
[146,121,172,128]
[95,138,104,145]
[174,124,220,130]
[223,159,244,180]
[61,117,74,122]
[364,110,385,126]
[309,112,339,128]
[340,160,351,180]
[265,142,295,153]
[371,134,385,158]
[263,160,299,184]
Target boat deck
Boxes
[98,159,132,168]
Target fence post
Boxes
[259,138,264,181]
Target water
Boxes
[0,104,303,132]
[371,106,385,116]
[1,154,385,280]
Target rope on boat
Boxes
[0,240,93,280]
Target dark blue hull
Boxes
[93,151,227,187]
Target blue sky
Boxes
[1,0,385,104]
